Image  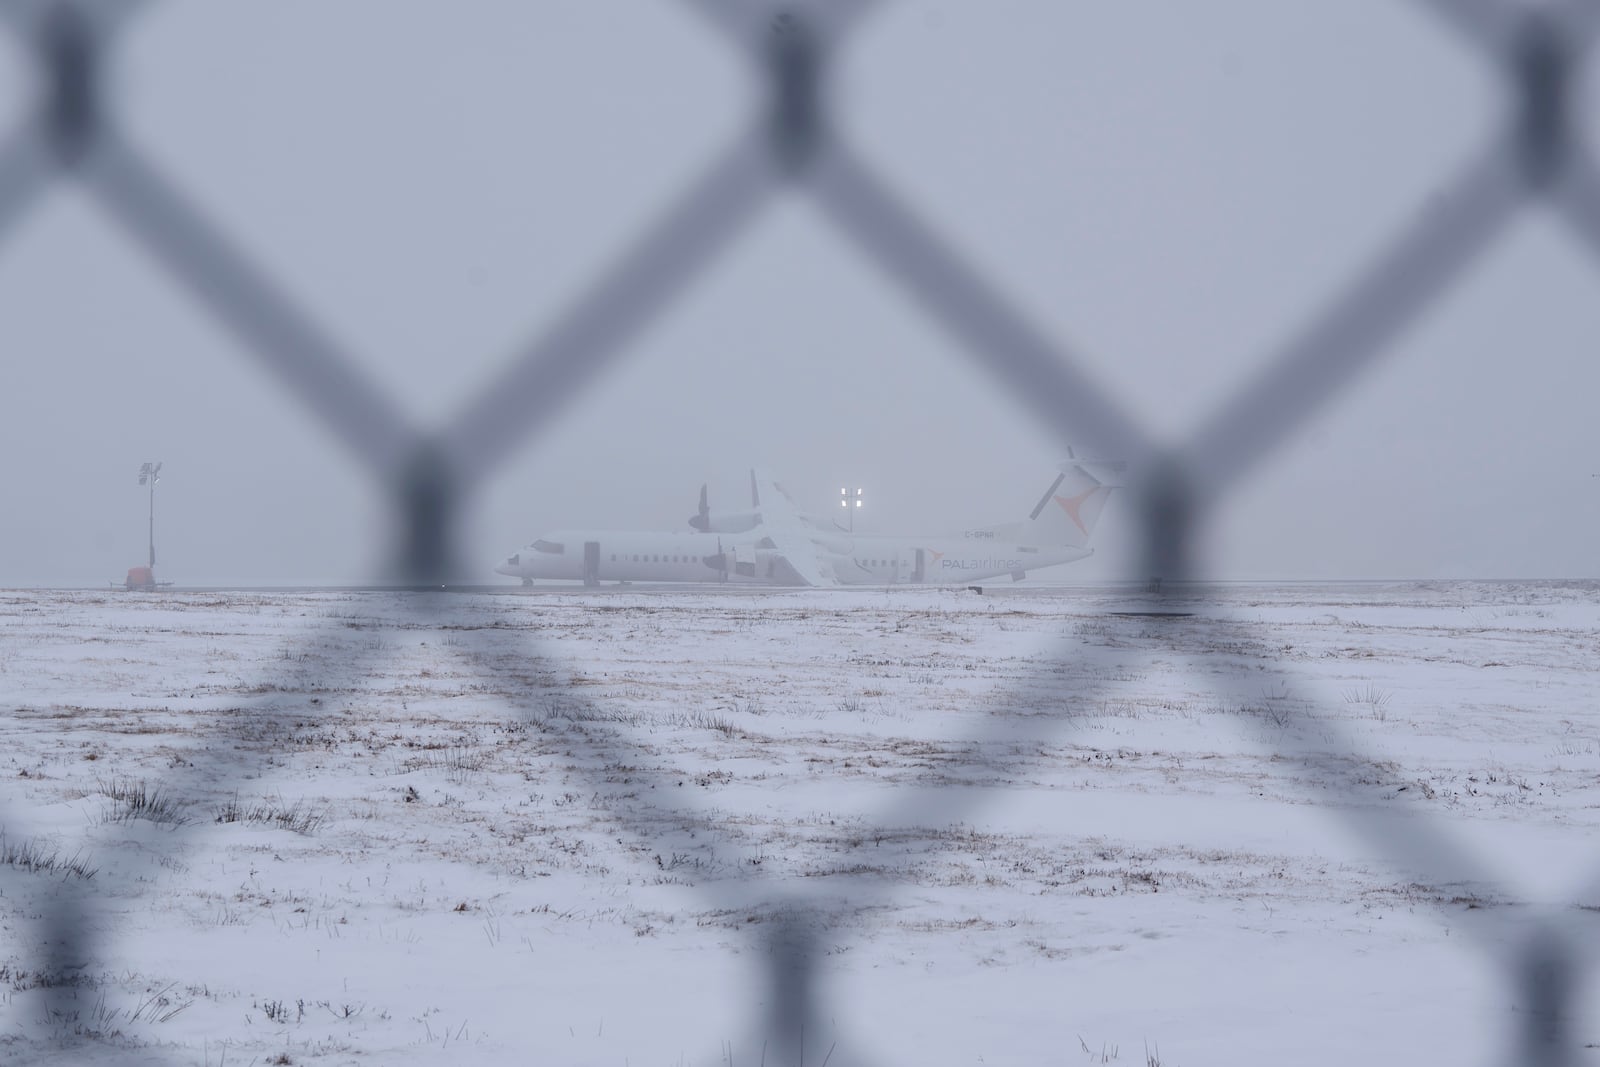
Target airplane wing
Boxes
[751,469,838,587]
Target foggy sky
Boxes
[3,1,1598,587]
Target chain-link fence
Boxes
[3,1,1599,1063]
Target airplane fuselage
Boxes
[821,533,1091,585]
[495,528,1090,587]
[496,530,741,585]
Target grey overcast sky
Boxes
[2,0,1597,587]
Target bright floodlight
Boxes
[840,487,863,531]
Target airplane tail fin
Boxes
[1018,457,1123,549]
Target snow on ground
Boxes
[0,581,1597,1065]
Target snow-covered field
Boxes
[1,582,1597,1065]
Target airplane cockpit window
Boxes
[532,540,564,554]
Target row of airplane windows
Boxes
[609,553,897,568]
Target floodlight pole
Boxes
[139,461,161,569]
[840,487,863,533]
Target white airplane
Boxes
[494,459,1120,588]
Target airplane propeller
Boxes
[690,483,711,532]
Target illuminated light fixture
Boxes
[840,486,863,532]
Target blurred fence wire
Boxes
[4,1,1599,1063]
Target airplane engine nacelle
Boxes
[690,509,763,534]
